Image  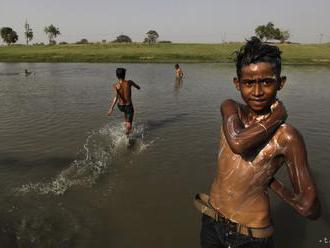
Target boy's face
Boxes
[234,62,286,113]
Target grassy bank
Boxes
[0,43,330,64]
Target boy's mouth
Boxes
[248,99,271,111]
[249,98,267,105]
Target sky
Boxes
[0,0,329,44]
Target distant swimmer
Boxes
[107,68,141,136]
[24,69,32,76]
[175,64,184,79]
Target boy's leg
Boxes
[126,109,134,135]
[200,215,226,248]
[228,234,274,248]
[123,113,130,135]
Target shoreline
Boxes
[0,43,330,65]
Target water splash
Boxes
[15,123,150,195]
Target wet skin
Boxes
[175,67,183,79]
[107,79,140,134]
[209,62,320,229]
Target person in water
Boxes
[195,37,320,247]
[107,68,140,135]
[24,69,32,76]
[175,64,184,79]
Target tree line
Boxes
[0,21,290,45]
[0,21,163,45]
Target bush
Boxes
[76,38,88,44]
[112,35,132,43]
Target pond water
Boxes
[0,63,329,247]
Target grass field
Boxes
[0,42,330,64]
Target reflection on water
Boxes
[175,77,183,91]
[0,63,329,247]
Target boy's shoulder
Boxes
[220,99,245,115]
[113,82,120,90]
[276,123,305,146]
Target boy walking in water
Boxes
[175,64,184,79]
[107,68,140,135]
[195,37,320,247]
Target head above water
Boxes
[175,64,180,69]
[235,37,281,80]
[116,68,126,80]
[233,37,286,114]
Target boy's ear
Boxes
[233,77,240,90]
[278,76,287,90]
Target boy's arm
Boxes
[129,80,140,90]
[107,85,119,116]
[270,126,320,220]
[221,99,287,155]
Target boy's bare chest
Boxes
[220,130,285,178]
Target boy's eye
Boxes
[242,80,255,86]
[261,78,276,85]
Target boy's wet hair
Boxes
[175,64,179,69]
[116,68,126,79]
[235,37,282,79]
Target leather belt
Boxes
[194,193,273,238]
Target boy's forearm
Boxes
[270,178,320,219]
[222,100,286,154]
[224,114,283,155]
[109,97,118,111]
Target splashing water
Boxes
[16,123,151,195]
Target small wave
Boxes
[15,123,151,195]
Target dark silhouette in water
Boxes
[24,69,32,76]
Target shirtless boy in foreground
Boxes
[107,68,140,135]
[195,37,320,248]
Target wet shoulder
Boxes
[276,123,305,146]
[113,82,121,90]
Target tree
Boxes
[44,24,60,44]
[76,38,88,44]
[0,27,18,45]
[255,22,275,41]
[255,22,290,43]
[145,30,159,44]
[279,30,290,43]
[24,20,33,45]
[113,35,132,43]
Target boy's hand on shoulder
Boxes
[271,100,287,123]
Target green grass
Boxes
[0,42,330,64]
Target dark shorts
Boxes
[200,214,274,248]
[117,104,134,122]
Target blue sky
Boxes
[0,0,329,44]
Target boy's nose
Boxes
[253,82,264,96]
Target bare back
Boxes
[114,80,133,105]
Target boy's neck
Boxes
[246,106,272,123]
